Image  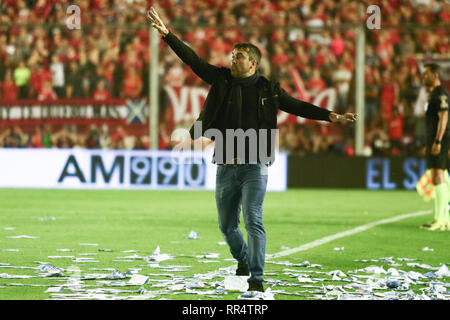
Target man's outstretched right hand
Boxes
[147,7,169,36]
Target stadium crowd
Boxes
[0,0,449,155]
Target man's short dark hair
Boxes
[234,43,262,66]
[424,63,441,77]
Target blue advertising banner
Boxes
[366,158,427,190]
[0,149,288,191]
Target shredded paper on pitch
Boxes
[1,238,448,300]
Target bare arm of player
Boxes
[432,110,448,155]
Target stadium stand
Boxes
[0,0,448,156]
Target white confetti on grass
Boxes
[223,276,248,292]
[187,230,199,239]
[436,265,450,277]
[195,253,220,259]
[143,246,174,263]
[45,286,65,293]
[2,239,447,301]
[8,235,39,239]
[74,258,99,263]
[239,288,275,300]
[0,273,37,279]
[54,246,446,299]
[38,217,56,221]
[126,275,149,286]
[37,260,450,300]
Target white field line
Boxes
[267,209,432,260]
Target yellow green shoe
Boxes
[424,222,447,231]
[420,220,437,229]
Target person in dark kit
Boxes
[420,63,450,231]
[147,7,357,292]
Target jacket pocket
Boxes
[260,94,278,128]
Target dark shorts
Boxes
[426,138,450,169]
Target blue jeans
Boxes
[215,163,268,282]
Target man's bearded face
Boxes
[230,49,255,77]
[421,67,437,87]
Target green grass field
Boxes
[0,188,448,300]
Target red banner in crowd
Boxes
[0,98,135,127]
[164,85,337,131]
[0,85,337,129]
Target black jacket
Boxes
[162,32,332,141]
